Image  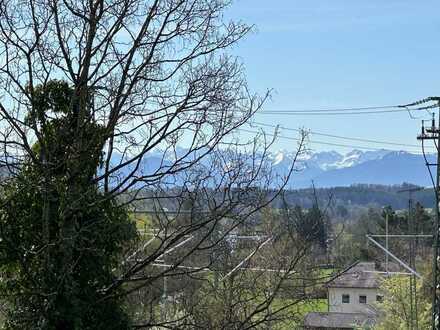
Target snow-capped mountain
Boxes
[305,149,392,170]
[269,149,436,188]
[332,149,385,169]
[308,151,343,170]
[107,148,435,189]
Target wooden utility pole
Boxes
[416,97,440,329]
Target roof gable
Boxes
[327,262,381,289]
[304,312,377,328]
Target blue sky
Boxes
[226,0,440,154]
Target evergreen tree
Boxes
[0,81,138,329]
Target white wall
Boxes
[328,287,379,314]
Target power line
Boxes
[250,121,435,149]
[402,97,440,107]
[257,104,438,116]
[238,128,426,153]
[261,105,400,112]
[259,109,411,115]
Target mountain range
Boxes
[2,148,432,189]
[136,148,436,189]
[270,149,436,188]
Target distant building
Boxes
[327,262,381,314]
[304,312,376,330]
[304,262,381,329]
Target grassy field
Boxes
[130,212,153,232]
[270,298,328,329]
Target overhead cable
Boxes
[238,128,426,153]
[251,121,435,149]
[257,104,438,116]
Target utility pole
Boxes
[416,97,440,329]
[398,186,424,330]
[386,213,389,273]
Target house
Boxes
[327,262,381,314]
[303,312,376,330]
[304,262,382,329]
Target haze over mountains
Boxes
[136,148,436,189]
[275,149,436,188]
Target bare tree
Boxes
[0,0,308,328]
[124,203,327,329]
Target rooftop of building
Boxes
[326,261,382,289]
[304,311,377,329]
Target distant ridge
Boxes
[270,149,436,188]
[133,148,436,188]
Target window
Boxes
[342,294,350,303]
[359,295,367,304]
[376,295,383,303]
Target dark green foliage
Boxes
[0,176,136,329]
[277,184,436,210]
[0,81,138,329]
[281,204,329,249]
[413,202,434,235]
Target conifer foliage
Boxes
[0,81,138,329]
